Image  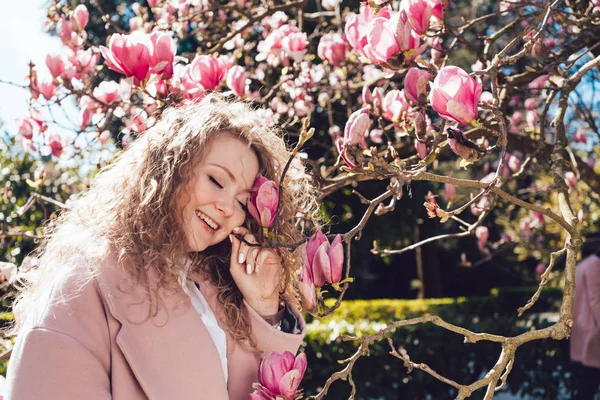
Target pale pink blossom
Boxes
[247,176,279,228]
[47,133,64,157]
[573,130,587,144]
[252,352,307,400]
[38,76,58,100]
[524,98,538,110]
[429,0,444,19]
[404,67,431,105]
[17,119,34,139]
[479,91,494,104]
[369,129,384,143]
[226,65,247,97]
[282,32,308,62]
[343,107,370,147]
[526,110,538,129]
[57,17,73,46]
[536,263,546,275]
[298,263,317,312]
[564,171,577,189]
[98,130,111,144]
[401,0,433,35]
[475,226,489,251]
[382,89,410,122]
[362,86,372,105]
[149,31,176,78]
[303,231,344,287]
[79,106,92,130]
[93,81,120,104]
[344,5,391,57]
[46,53,65,78]
[72,4,89,31]
[528,74,549,90]
[430,66,482,125]
[100,32,153,83]
[188,54,228,91]
[317,33,347,67]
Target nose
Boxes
[216,195,235,218]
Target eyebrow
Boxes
[208,163,252,194]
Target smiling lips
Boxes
[195,210,220,231]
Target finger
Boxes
[238,233,257,268]
[230,234,241,267]
[246,246,260,275]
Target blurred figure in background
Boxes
[571,236,600,400]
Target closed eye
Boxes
[209,176,223,188]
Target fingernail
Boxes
[238,253,245,264]
[233,227,240,233]
[228,234,233,243]
[246,264,252,275]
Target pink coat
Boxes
[571,254,600,368]
[5,252,306,399]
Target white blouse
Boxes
[180,275,229,385]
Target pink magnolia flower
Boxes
[524,98,538,110]
[17,119,35,139]
[303,231,344,287]
[404,67,431,106]
[526,110,538,129]
[317,33,347,67]
[72,4,89,31]
[344,5,391,57]
[47,133,64,157]
[475,226,489,251]
[57,17,74,46]
[429,0,445,19]
[528,74,549,90]
[149,31,176,79]
[78,105,92,130]
[430,66,482,125]
[38,76,58,100]
[282,32,307,63]
[366,17,399,64]
[401,0,433,35]
[100,31,153,83]
[298,264,317,312]
[70,48,100,78]
[247,176,279,228]
[564,171,577,189]
[382,89,410,122]
[362,86,372,104]
[536,263,546,276]
[93,81,120,104]
[226,65,247,97]
[573,130,587,144]
[252,351,307,400]
[46,53,65,78]
[188,54,228,91]
[344,107,370,146]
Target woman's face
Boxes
[178,134,260,252]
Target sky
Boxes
[0,0,64,133]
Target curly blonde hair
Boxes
[9,94,319,347]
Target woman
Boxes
[5,94,318,399]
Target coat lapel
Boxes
[96,254,229,400]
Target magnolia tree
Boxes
[2,0,600,398]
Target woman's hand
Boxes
[229,226,282,316]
